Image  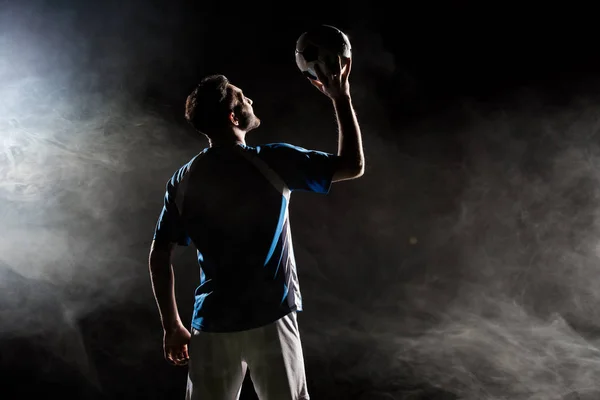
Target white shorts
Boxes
[185,312,309,400]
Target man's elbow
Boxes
[347,165,364,179]
[149,240,174,269]
[354,161,365,178]
[346,155,365,178]
[333,160,365,182]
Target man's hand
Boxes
[163,323,191,366]
[309,56,352,100]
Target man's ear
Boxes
[229,111,239,126]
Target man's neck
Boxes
[209,140,245,148]
[208,130,246,148]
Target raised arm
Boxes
[310,57,365,182]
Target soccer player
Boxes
[149,58,363,399]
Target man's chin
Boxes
[248,117,261,131]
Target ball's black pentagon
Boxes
[301,44,319,63]
[302,70,317,80]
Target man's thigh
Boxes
[186,329,247,400]
[244,313,310,400]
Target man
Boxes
[149,57,364,400]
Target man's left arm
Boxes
[149,176,191,366]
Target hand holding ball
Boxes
[295,25,352,98]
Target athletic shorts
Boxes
[185,312,309,400]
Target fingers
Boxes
[307,58,351,97]
[178,344,190,365]
[308,70,326,94]
[165,349,176,365]
[336,55,343,78]
[175,353,189,366]
[167,354,188,366]
[165,345,190,367]
[341,56,352,80]
[309,78,324,92]
[313,63,328,86]
[182,344,189,360]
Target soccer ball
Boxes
[295,25,352,81]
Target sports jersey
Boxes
[153,143,337,332]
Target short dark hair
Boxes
[185,74,234,137]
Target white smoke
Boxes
[297,90,600,399]
[5,3,600,400]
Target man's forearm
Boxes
[332,95,364,179]
[149,248,183,331]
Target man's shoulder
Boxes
[170,149,208,184]
[255,143,308,156]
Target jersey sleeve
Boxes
[152,169,191,246]
[257,143,339,193]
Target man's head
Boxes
[184,75,260,143]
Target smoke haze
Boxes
[3,2,600,399]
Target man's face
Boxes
[229,84,260,132]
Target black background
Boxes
[3,1,600,399]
